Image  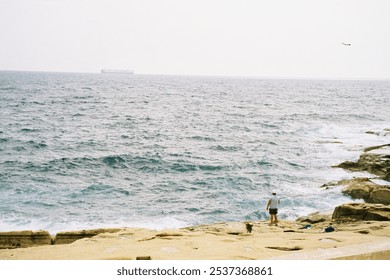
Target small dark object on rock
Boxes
[323,226,335,233]
[136,256,152,260]
[266,246,302,251]
[299,224,312,230]
[245,223,253,233]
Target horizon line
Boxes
[1,69,389,81]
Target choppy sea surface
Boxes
[1,71,389,233]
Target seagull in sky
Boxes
[342,42,351,46]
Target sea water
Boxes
[0,71,389,233]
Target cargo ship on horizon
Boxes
[101,69,134,74]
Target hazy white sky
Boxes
[0,0,389,78]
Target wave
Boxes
[189,135,216,142]
[199,208,230,216]
[169,162,197,172]
[28,140,48,149]
[22,201,56,208]
[2,138,48,152]
[102,155,127,167]
[199,164,223,171]
[20,128,40,133]
[0,86,17,91]
[209,145,242,152]
[72,113,85,117]
[7,153,169,174]
[79,184,130,196]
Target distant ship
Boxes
[101,69,134,74]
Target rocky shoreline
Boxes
[329,143,390,221]
[1,143,389,259]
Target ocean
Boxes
[0,71,389,233]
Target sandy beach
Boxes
[1,218,389,260]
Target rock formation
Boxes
[0,228,123,249]
[296,211,332,224]
[321,177,390,205]
[326,143,390,222]
[0,230,52,249]
[334,144,390,181]
[332,203,390,222]
[54,228,122,245]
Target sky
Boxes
[0,0,389,79]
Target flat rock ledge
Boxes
[296,202,390,224]
[333,203,390,222]
[0,230,52,249]
[54,228,121,245]
[0,228,121,249]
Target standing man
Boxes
[266,192,280,226]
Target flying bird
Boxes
[342,42,351,46]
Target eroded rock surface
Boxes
[332,203,390,222]
[296,211,332,224]
[335,144,390,181]
[340,178,390,205]
[0,230,52,249]
[54,228,122,245]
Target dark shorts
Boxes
[269,208,278,215]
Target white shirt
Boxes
[269,195,280,209]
